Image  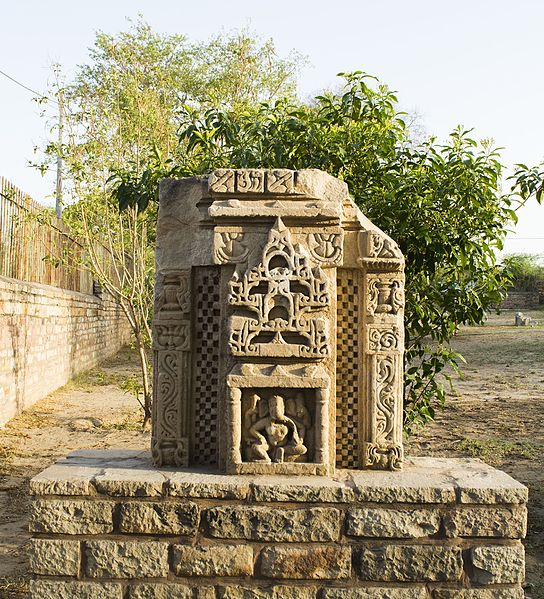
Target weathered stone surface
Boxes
[172,544,253,577]
[29,581,123,599]
[168,471,250,499]
[205,506,341,542]
[323,589,429,599]
[85,540,169,578]
[357,545,463,581]
[444,506,527,538]
[260,546,351,579]
[433,589,524,599]
[250,476,355,503]
[349,461,456,503]
[155,169,406,474]
[471,545,525,584]
[217,587,316,599]
[29,463,100,496]
[346,507,440,538]
[29,539,80,576]
[129,584,193,599]
[30,499,113,534]
[119,501,199,535]
[93,468,166,496]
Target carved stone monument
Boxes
[152,168,405,475]
[28,169,528,598]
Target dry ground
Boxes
[0,310,542,598]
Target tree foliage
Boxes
[36,21,304,424]
[117,71,543,429]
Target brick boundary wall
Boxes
[0,275,131,426]
[29,451,527,599]
[499,291,540,310]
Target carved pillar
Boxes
[226,386,242,471]
[151,270,191,467]
[314,388,329,465]
[359,231,405,470]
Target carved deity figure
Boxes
[245,394,308,463]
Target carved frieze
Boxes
[214,232,249,265]
[209,169,295,195]
[309,231,343,266]
[366,276,404,316]
[228,218,331,358]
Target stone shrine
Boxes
[152,169,405,475]
[28,169,527,599]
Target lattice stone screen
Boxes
[152,169,405,474]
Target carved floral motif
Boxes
[368,326,401,352]
[375,355,397,442]
[367,278,404,315]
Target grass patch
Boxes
[100,410,144,431]
[70,368,128,389]
[456,437,541,463]
[0,577,29,598]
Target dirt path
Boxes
[408,308,544,598]
[0,310,542,598]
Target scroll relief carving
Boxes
[152,270,191,468]
[210,169,295,195]
[243,391,312,463]
[228,218,330,358]
[365,441,403,471]
[309,231,343,265]
[366,277,404,316]
[368,326,402,352]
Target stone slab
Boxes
[30,451,527,506]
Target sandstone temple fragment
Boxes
[28,168,528,598]
[152,168,405,474]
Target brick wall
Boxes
[500,290,540,309]
[0,275,131,427]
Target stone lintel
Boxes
[30,450,527,505]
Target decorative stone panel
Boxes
[153,169,407,472]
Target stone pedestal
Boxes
[29,450,527,599]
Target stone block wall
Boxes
[29,450,527,598]
[0,276,131,426]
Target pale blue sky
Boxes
[1,0,543,255]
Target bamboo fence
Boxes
[0,176,104,294]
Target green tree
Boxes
[117,71,542,428]
[36,21,304,425]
